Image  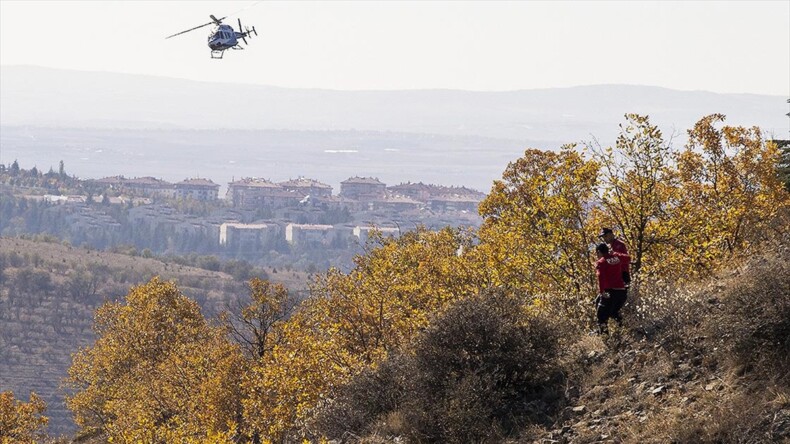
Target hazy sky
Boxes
[1,1,788,95]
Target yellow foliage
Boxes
[65,277,245,443]
[0,391,48,444]
[667,114,790,278]
[586,113,679,279]
[243,227,485,441]
[225,278,293,360]
[477,145,600,321]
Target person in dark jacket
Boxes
[594,243,629,334]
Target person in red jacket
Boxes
[594,243,630,334]
[599,227,631,287]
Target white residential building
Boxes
[285,223,335,246]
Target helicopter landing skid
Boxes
[211,50,225,59]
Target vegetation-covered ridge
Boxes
[0,236,308,438]
[2,113,789,443]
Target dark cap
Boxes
[598,227,613,237]
[595,243,609,254]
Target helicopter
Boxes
[166,15,257,59]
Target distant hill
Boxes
[2,65,786,142]
[0,236,309,435]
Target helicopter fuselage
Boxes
[208,24,241,51]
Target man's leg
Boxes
[610,289,628,327]
[597,298,611,334]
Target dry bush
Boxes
[667,388,790,444]
[709,248,790,385]
[311,291,570,443]
[309,354,410,440]
[622,280,704,345]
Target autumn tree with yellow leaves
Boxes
[66,278,246,443]
[475,114,789,317]
[476,146,600,323]
[242,227,486,441]
[586,114,678,278]
[0,391,48,444]
[224,278,295,360]
[669,114,790,277]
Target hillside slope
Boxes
[515,244,790,443]
[311,242,790,443]
[0,237,308,436]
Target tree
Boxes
[58,160,66,178]
[9,160,19,177]
[669,115,790,277]
[477,146,600,304]
[775,139,790,191]
[586,114,678,277]
[225,278,294,360]
[0,391,48,444]
[242,227,485,441]
[66,278,246,443]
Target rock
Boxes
[572,405,586,413]
[771,409,790,439]
[705,383,718,391]
[651,385,666,395]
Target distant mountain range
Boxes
[2,65,787,141]
[1,65,787,193]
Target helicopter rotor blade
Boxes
[210,15,226,25]
[165,21,215,39]
[238,18,249,45]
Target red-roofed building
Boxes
[340,177,386,201]
[174,178,219,201]
[226,178,305,208]
[279,177,333,198]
